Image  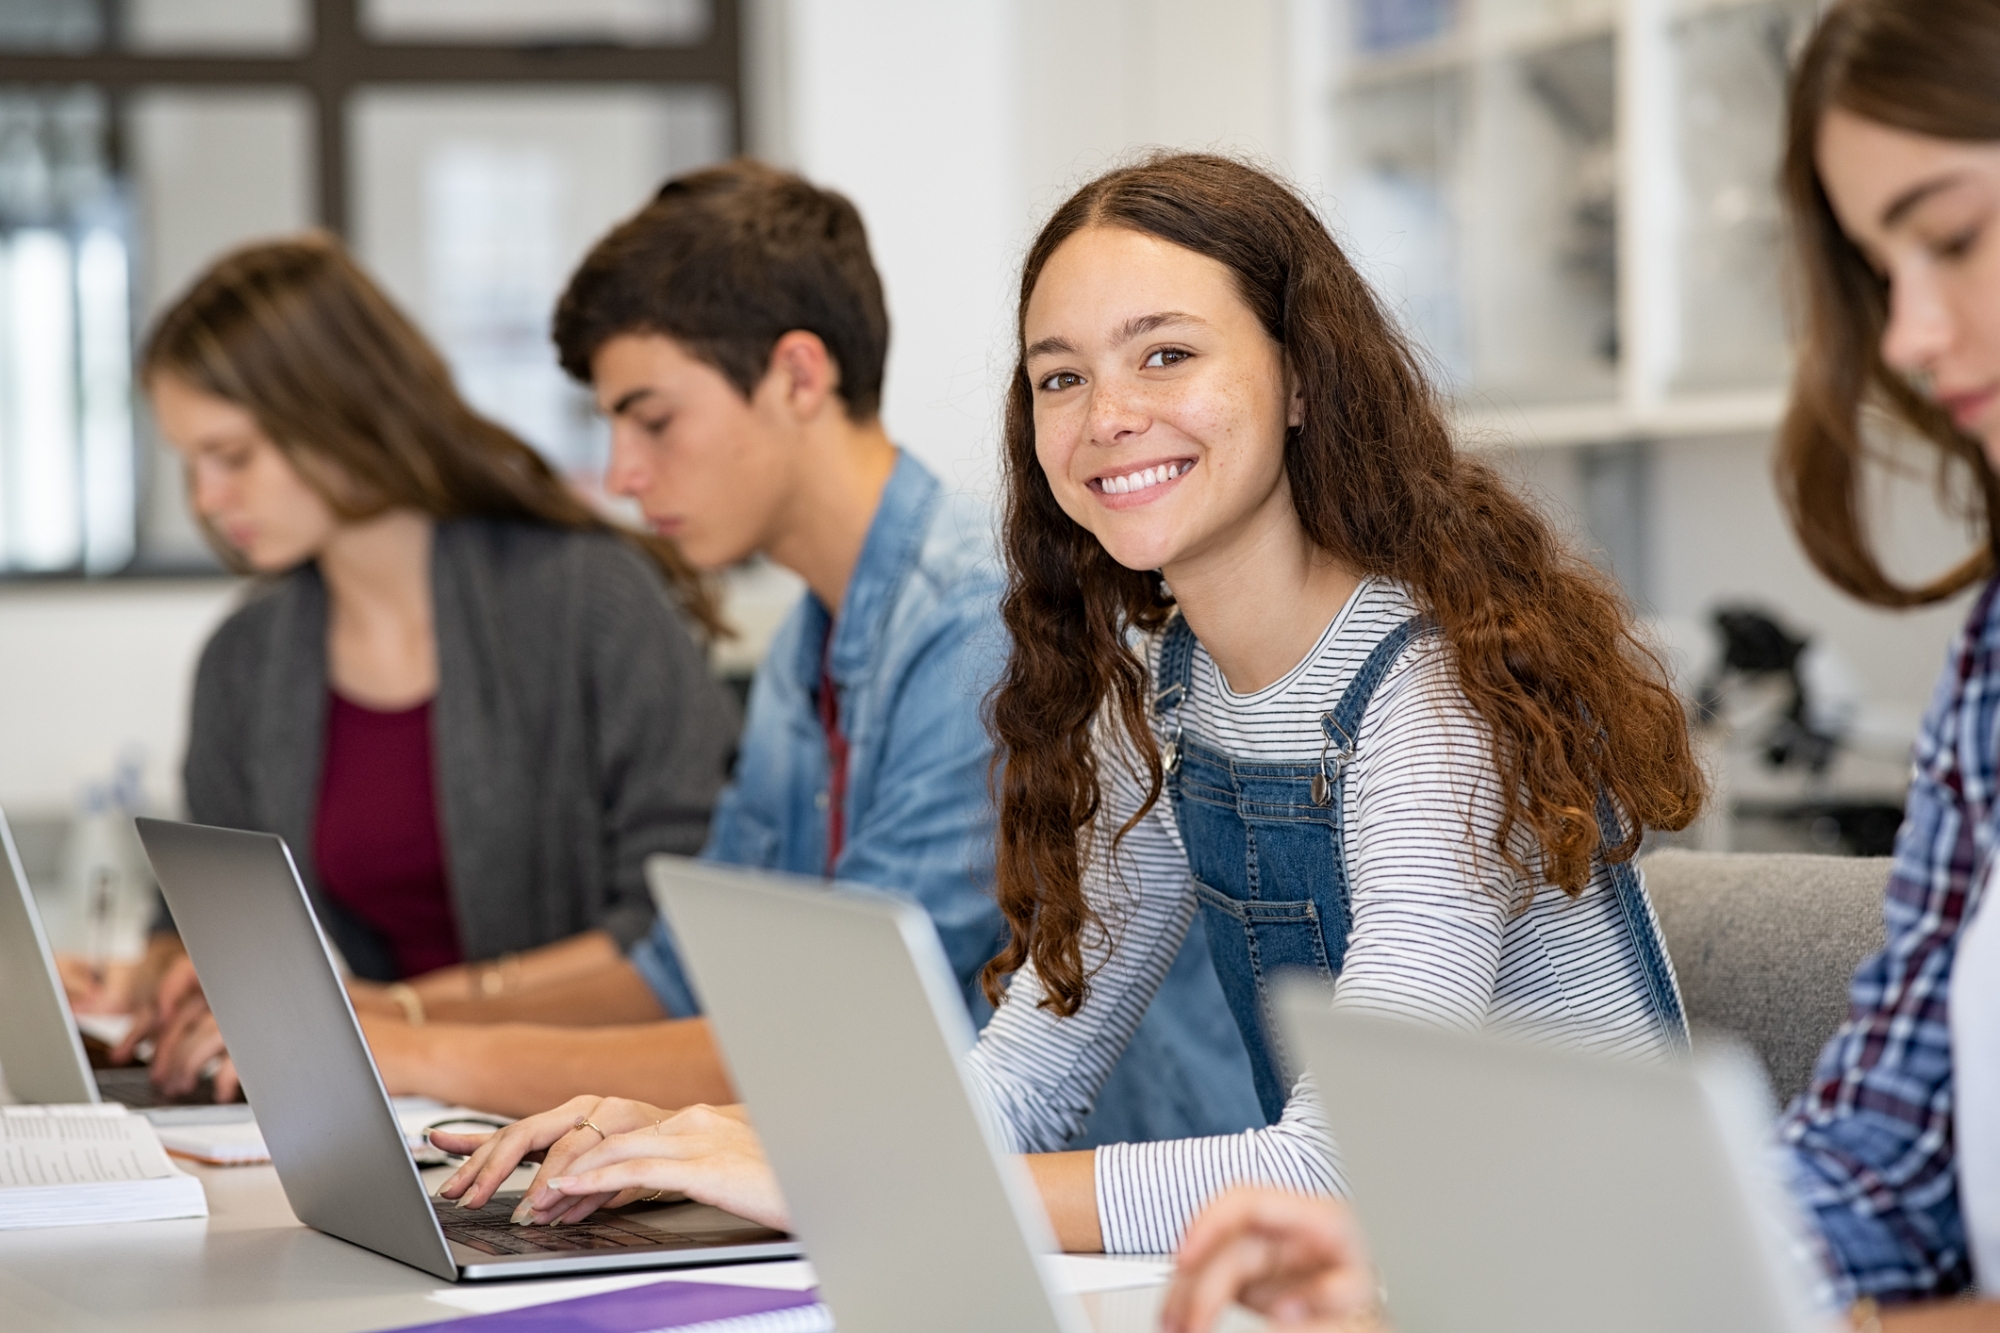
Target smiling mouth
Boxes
[1089,460,1194,496]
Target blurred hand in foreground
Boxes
[1161,1188,1385,1333]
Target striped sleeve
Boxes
[1094,1076,1344,1254]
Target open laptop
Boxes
[135,817,800,1281]
[0,806,226,1112]
[649,854,1095,1333]
[1274,986,1836,1333]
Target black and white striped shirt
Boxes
[963,578,1676,1254]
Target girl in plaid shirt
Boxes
[1779,0,2000,1323]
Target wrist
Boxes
[466,953,525,1003]
[385,982,426,1025]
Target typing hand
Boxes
[120,955,237,1101]
[55,953,140,1014]
[532,1103,786,1232]
[149,979,241,1102]
[112,950,199,1064]
[433,1095,669,1214]
[1160,1189,1385,1333]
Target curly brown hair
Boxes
[983,153,1705,1015]
[1777,0,2000,606]
[145,232,724,637]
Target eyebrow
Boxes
[1883,172,1971,229]
[1022,310,1209,363]
[608,387,657,415]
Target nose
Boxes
[1879,263,1955,380]
[1084,375,1151,449]
[187,459,229,520]
[603,421,650,499]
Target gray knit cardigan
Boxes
[180,517,738,980]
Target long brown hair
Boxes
[1778,0,2000,606]
[143,232,724,636]
[985,153,1703,1015]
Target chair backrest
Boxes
[1642,849,1889,1106]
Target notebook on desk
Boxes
[135,817,802,1282]
[0,807,228,1115]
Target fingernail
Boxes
[547,1177,572,1190]
[509,1203,533,1225]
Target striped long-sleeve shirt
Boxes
[962,578,1679,1254]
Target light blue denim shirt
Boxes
[631,450,1262,1147]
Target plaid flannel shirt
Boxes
[1781,576,2000,1306]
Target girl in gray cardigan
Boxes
[115,235,737,1100]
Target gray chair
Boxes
[1641,849,1890,1106]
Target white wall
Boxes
[0,580,240,819]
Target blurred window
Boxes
[0,0,738,576]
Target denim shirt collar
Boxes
[788,449,941,690]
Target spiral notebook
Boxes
[391,1279,830,1333]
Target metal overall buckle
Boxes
[1312,714,1356,806]
[1154,681,1187,775]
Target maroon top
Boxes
[314,692,463,978]
[817,633,850,877]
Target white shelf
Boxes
[1453,385,1788,449]
[1318,0,1805,444]
[1339,3,1621,90]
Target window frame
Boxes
[0,0,743,579]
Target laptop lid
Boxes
[649,854,1091,1333]
[137,818,800,1282]
[136,817,463,1280]
[0,807,99,1105]
[1274,983,1830,1333]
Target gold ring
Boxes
[641,1189,666,1203]
[573,1117,607,1140]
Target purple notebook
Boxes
[390,1279,829,1333]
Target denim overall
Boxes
[1154,614,1690,1123]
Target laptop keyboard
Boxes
[93,1065,222,1109]
[436,1194,705,1256]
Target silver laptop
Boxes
[649,855,1094,1333]
[0,807,98,1106]
[135,818,800,1281]
[1274,985,1834,1333]
[0,806,234,1113]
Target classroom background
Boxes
[0,0,1975,955]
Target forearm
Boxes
[1882,1301,2000,1332]
[405,930,627,1008]
[1027,1150,1103,1253]
[418,958,667,1026]
[365,1014,734,1119]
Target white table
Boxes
[0,1161,1192,1331]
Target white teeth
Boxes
[1099,461,1189,495]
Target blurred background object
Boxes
[0,0,1979,864]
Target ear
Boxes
[757,330,842,422]
[1286,364,1305,431]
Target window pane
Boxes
[350,85,727,490]
[124,0,312,55]
[0,0,101,53]
[0,88,131,574]
[127,87,316,568]
[362,0,709,45]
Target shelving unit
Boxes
[1314,0,1816,448]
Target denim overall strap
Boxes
[1595,790,1691,1049]
[1153,612,1434,1122]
